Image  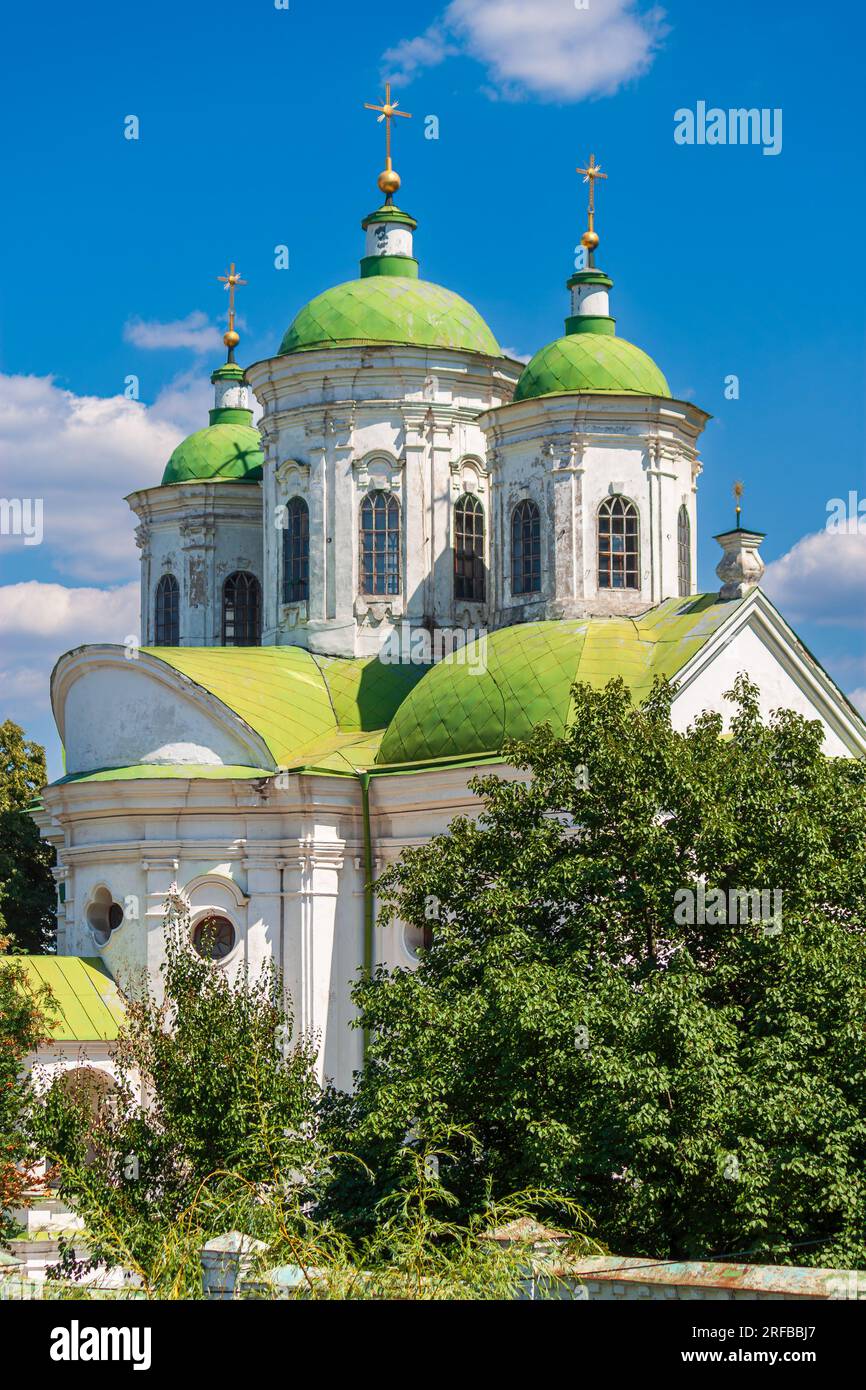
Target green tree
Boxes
[30,893,321,1275]
[0,940,53,1244]
[0,720,55,952]
[326,676,866,1268]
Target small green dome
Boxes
[514,333,671,403]
[162,421,264,486]
[279,276,501,357]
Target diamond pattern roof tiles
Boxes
[62,601,739,785]
[136,646,426,773]
[376,597,738,765]
[279,277,501,357]
[514,333,671,402]
[162,422,264,486]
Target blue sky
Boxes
[1,0,864,774]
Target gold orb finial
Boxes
[581,230,600,251]
[223,329,240,350]
[378,167,401,195]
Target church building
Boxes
[31,108,866,1089]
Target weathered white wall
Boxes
[56,653,266,775]
[127,482,263,647]
[248,345,521,657]
[671,611,855,757]
[39,762,489,1092]
[479,393,707,624]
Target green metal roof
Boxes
[0,956,124,1042]
[514,333,671,402]
[138,646,427,772]
[279,277,501,357]
[54,600,742,785]
[376,596,738,765]
[161,421,264,486]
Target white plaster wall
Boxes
[482,395,704,624]
[248,345,521,657]
[671,619,853,757]
[128,483,263,647]
[60,662,262,774]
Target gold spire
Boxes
[576,153,608,265]
[734,480,744,528]
[364,83,412,200]
[217,262,247,360]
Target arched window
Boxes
[360,491,401,596]
[283,497,309,604]
[511,499,541,596]
[598,496,639,590]
[454,494,485,602]
[222,571,261,646]
[677,504,691,597]
[155,573,179,645]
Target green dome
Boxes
[514,333,671,402]
[162,421,264,486]
[376,599,732,766]
[279,276,501,357]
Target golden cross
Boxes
[734,480,744,527]
[364,82,412,173]
[576,153,608,233]
[217,263,247,334]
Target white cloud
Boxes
[0,581,139,772]
[149,368,215,437]
[383,0,667,101]
[0,580,138,640]
[501,346,533,363]
[850,688,866,716]
[123,310,222,354]
[0,373,190,583]
[763,529,866,628]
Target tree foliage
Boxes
[327,676,866,1267]
[29,895,320,1273]
[0,939,53,1243]
[0,720,55,952]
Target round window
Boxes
[192,915,236,961]
[86,888,125,946]
[403,921,433,960]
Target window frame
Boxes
[282,496,310,605]
[597,496,640,591]
[359,490,401,597]
[222,570,262,647]
[154,573,180,645]
[511,498,542,597]
[454,493,486,603]
[677,504,691,597]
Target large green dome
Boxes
[279,276,501,357]
[162,421,264,486]
[514,333,671,403]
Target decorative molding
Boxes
[275,457,311,486]
[353,452,404,493]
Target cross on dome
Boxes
[576,153,608,265]
[364,82,412,200]
[217,262,247,360]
